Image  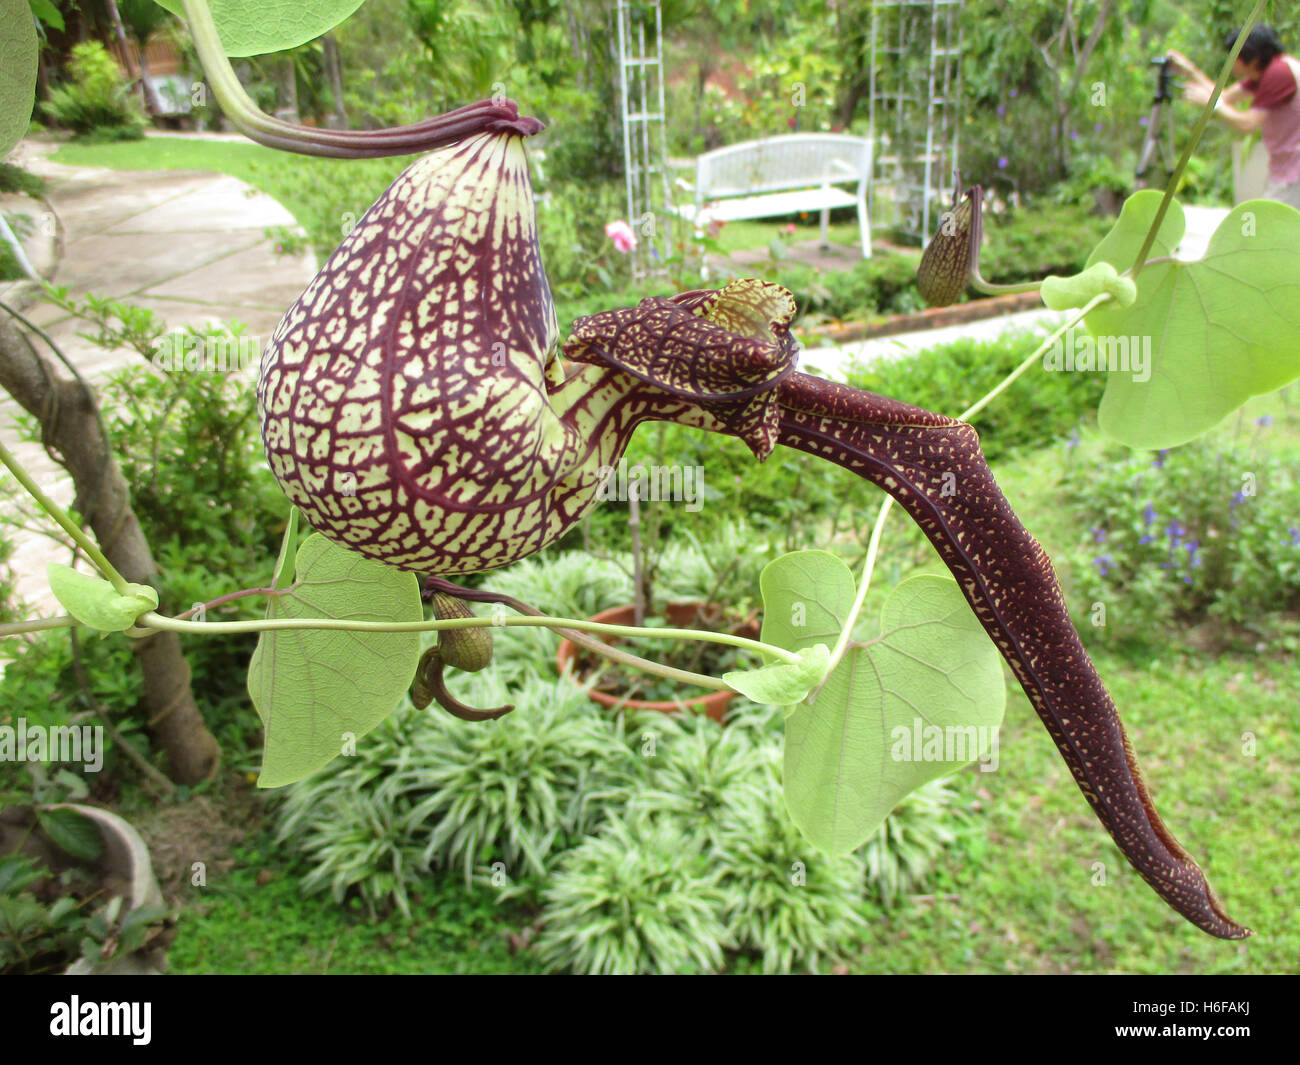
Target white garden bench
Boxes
[671,134,873,258]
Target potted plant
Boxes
[0,800,171,974]
[553,423,762,719]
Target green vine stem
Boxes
[1130,0,1265,279]
[957,292,1110,423]
[179,0,538,159]
[134,610,802,692]
[0,615,78,636]
[821,493,893,685]
[0,437,129,596]
[970,278,1043,298]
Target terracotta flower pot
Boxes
[555,601,759,724]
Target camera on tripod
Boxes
[1150,56,1176,103]
[1135,56,1179,184]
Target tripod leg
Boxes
[1136,101,1164,186]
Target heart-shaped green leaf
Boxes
[723,643,830,707]
[246,533,422,788]
[155,0,366,57]
[1086,194,1300,448]
[47,564,159,632]
[0,0,38,157]
[759,551,1005,856]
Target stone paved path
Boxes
[1,138,318,619]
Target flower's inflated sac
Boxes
[257,101,1248,940]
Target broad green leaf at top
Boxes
[759,552,1005,856]
[246,533,422,788]
[157,0,366,57]
[0,0,38,157]
[1086,194,1300,449]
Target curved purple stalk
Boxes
[241,99,543,159]
[773,373,1248,940]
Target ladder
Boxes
[868,0,964,243]
[616,0,672,279]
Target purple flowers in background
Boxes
[998,157,1009,169]
[1094,554,1113,577]
[1288,527,1300,546]
[1183,537,1201,582]
[1139,502,1157,544]
[1255,414,1273,427]
[1152,450,1168,468]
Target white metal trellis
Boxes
[868,0,964,243]
[616,0,672,279]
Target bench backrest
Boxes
[697,134,872,200]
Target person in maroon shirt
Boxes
[1169,25,1300,209]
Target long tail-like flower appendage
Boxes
[772,373,1248,940]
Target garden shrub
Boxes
[0,162,46,198]
[271,707,430,918]
[43,42,147,142]
[847,330,1106,463]
[244,153,413,262]
[979,201,1112,286]
[1059,423,1300,644]
[623,706,776,852]
[399,669,638,884]
[812,252,928,321]
[0,328,286,769]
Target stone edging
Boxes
[797,290,1044,344]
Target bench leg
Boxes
[859,198,872,259]
[820,206,830,249]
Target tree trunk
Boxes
[273,56,300,124]
[135,47,165,119]
[321,32,348,130]
[0,318,220,785]
[102,0,147,115]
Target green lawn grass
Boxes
[50,136,415,259]
[707,217,863,253]
[166,833,545,975]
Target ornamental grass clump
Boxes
[532,815,732,975]
[397,669,636,886]
[861,778,972,905]
[623,707,775,852]
[274,709,427,918]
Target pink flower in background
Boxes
[782,223,796,234]
[605,220,637,253]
